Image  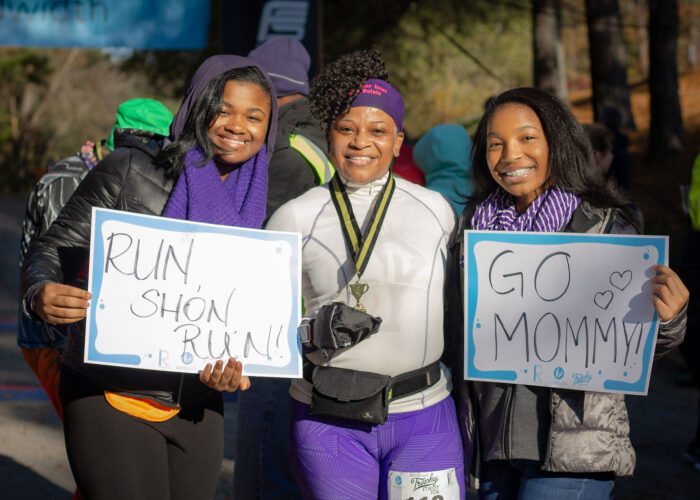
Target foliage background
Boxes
[1,0,699,195]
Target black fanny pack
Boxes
[306,361,441,425]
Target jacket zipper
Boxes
[543,388,556,469]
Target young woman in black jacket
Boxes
[20,55,278,500]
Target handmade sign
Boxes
[463,230,668,395]
[85,207,302,378]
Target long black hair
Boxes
[468,87,635,222]
[159,66,272,179]
[309,49,392,127]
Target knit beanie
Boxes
[248,36,310,97]
[104,98,174,151]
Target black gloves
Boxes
[309,302,382,350]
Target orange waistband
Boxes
[104,391,181,422]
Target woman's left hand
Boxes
[652,264,689,321]
[199,358,251,392]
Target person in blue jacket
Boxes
[414,123,473,214]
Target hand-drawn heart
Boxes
[610,270,633,291]
[594,290,614,310]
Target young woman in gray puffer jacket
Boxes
[446,87,688,500]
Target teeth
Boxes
[222,137,245,145]
[349,156,371,161]
[505,168,532,178]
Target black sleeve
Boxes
[20,150,133,300]
[265,145,318,219]
[442,213,468,373]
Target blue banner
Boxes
[0,0,211,49]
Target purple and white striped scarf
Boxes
[471,186,580,232]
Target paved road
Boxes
[0,195,236,499]
[1,195,699,499]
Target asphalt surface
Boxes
[0,195,699,499]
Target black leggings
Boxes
[59,366,224,500]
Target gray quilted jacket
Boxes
[446,202,687,486]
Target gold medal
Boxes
[348,279,370,313]
[330,173,395,316]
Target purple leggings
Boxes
[290,395,465,500]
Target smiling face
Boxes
[208,80,270,169]
[329,106,404,184]
[486,103,550,213]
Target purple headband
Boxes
[349,78,404,131]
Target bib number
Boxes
[388,468,460,500]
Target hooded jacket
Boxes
[413,124,472,214]
[446,201,687,485]
[265,96,327,219]
[20,55,279,406]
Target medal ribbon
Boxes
[329,173,395,277]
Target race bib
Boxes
[387,468,460,500]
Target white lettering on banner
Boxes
[257,0,308,43]
[0,0,108,23]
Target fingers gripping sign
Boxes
[199,357,251,392]
[34,282,91,325]
[651,264,689,322]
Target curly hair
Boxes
[309,49,392,127]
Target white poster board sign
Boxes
[464,230,668,395]
[85,208,302,378]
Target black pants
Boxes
[60,366,224,500]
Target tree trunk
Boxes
[634,0,649,79]
[649,0,685,156]
[532,0,567,101]
[585,0,636,129]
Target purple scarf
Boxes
[162,146,268,229]
[471,186,580,232]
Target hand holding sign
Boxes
[651,264,689,321]
[34,283,91,325]
[199,358,250,392]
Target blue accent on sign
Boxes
[464,230,666,394]
[0,0,211,49]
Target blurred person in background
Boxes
[599,105,631,194]
[679,153,700,472]
[414,123,473,214]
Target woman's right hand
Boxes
[199,358,251,392]
[33,283,91,325]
